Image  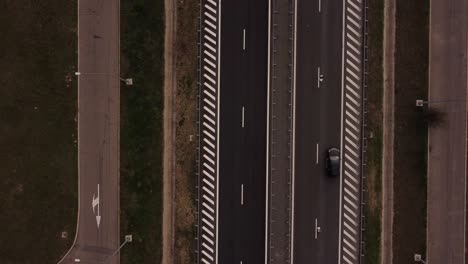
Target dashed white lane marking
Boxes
[317,67,321,88]
[316,143,319,164]
[314,218,319,239]
[241,184,244,205]
[243,29,246,50]
[242,106,245,128]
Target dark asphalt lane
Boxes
[218,0,268,263]
[293,0,343,263]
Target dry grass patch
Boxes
[173,0,199,263]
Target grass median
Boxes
[363,0,384,262]
[120,0,165,263]
[0,1,77,262]
[393,0,429,262]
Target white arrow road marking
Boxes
[92,184,101,228]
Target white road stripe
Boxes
[202,218,215,230]
[203,129,216,142]
[201,248,214,261]
[204,41,217,54]
[203,194,215,206]
[346,32,361,47]
[203,137,216,150]
[205,4,217,15]
[204,11,216,23]
[242,107,245,128]
[203,201,215,214]
[316,143,319,164]
[203,177,215,190]
[345,100,360,116]
[345,143,359,158]
[202,233,214,245]
[203,113,216,126]
[241,184,244,205]
[204,81,216,93]
[207,0,217,7]
[203,50,217,66]
[344,186,359,202]
[204,73,216,85]
[203,185,215,198]
[317,67,321,88]
[205,20,217,31]
[202,226,214,240]
[243,29,246,50]
[202,169,215,182]
[203,89,216,102]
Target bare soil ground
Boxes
[162,0,177,262]
[393,0,429,262]
[172,0,199,263]
[381,0,395,263]
[0,1,78,263]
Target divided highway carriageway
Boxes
[196,0,367,263]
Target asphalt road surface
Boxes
[293,0,343,263]
[217,0,268,263]
[59,0,121,263]
[427,0,467,262]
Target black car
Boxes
[326,148,340,177]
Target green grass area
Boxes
[363,0,384,263]
[0,1,77,263]
[393,0,429,262]
[119,0,165,263]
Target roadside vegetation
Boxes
[393,0,429,262]
[363,0,384,263]
[173,0,199,263]
[0,1,77,262]
[119,0,165,263]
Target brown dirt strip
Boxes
[162,0,177,262]
[381,0,395,263]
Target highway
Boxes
[293,0,343,263]
[217,0,269,263]
[198,0,364,263]
[58,0,121,263]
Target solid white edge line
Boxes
[338,0,346,263]
[216,0,221,263]
[290,0,298,262]
[319,0,321,13]
[265,0,271,262]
